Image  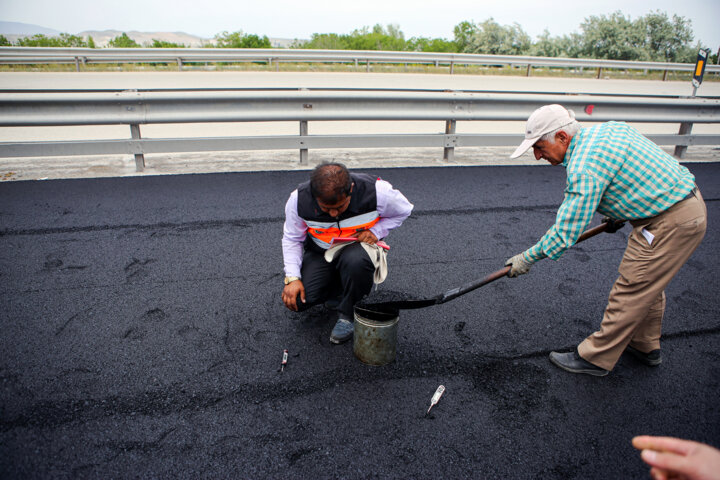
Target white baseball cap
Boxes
[510,104,576,159]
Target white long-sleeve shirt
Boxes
[282,178,413,277]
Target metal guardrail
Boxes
[4,90,720,125]
[2,47,719,79]
[0,88,719,171]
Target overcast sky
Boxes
[2,0,719,48]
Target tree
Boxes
[87,36,96,48]
[238,34,272,49]
[530,30,564,57]
[58,33,87,47]
[0,35,11,46]
[108,33,140,48]
[16,34,58,47]
[383,24,403,40]
[346,24,407,51]
[295,33,350,50]
[151,39,186,48]
[407,36,458,53]
[639,10,694,62]
[453,21,477,52]
[578,11,647,60]
[17,33,88,47]
[460,18,531,55]
[214,31,271,48]
[530,30,583,58]
[558,33,585,58]
[298,24,409,51]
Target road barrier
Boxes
[0,88,719,171]
[2,47,720,80]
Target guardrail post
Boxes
[299,120,308,164]
[597,67,603,79]
[443,120,456,162]
[366,60,370,73]
[673,122,693,159]
[354,58,358,68]
[177,58,183,71]
[662,69,669,81]
[526,64,532,77]
[130,124,145,172]
[450,62,454,75]
[74,57,80,72]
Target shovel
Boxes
[357,221,621,317]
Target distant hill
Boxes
[0,22,300,48]
[1,21,62,43]
[0,21,60,35]
[77,30,210,47]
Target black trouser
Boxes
[296,243,374,318]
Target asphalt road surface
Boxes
[1,164,718,479]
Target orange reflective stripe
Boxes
[308,217,379,246]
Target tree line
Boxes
[1,10,716,64]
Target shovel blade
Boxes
[356,297,439,315]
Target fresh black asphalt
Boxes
[1,164,719,479]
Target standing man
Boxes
[505,104,707,376]
[282,162,413,344]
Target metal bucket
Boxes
[353,306,399,366]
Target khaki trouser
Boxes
[578,189,707,371]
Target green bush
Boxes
[295,24,455,53]
[151,39,186,48]
[17,33,89,47]
[406,37,458,53]
[107,33,140,48]
[213,31,271,48]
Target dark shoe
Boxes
[625,345,662,366]
[330,316,354,344]
[549,350,609,377]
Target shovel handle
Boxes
[437,221,617,304]
[576,221,613,243]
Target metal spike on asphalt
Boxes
[281,349,288,372]
[426,385,445,416]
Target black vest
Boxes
[297,173,378,252]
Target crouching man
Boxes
[281,162,413,344]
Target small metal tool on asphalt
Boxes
[426,385,445,416]
[281,349,288,372]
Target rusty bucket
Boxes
[353,306,399,366]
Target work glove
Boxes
[602,216,626,233]
[505,253,532,277]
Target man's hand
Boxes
[354,230,378,245]
[282,280,305,311]
[505,253,532,277]
[633,435,720,480]
[602,216,625,233]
